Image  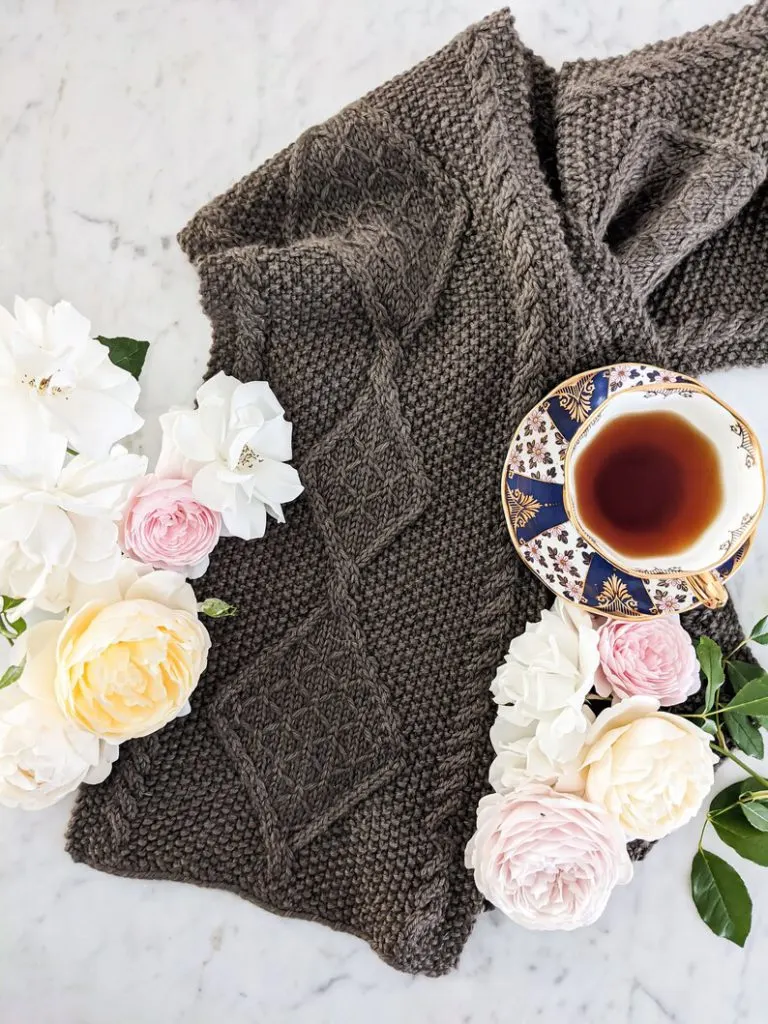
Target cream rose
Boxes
[0,687,117,810]
[22,561,210,744]
[581,696,718,840]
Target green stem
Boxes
[740,789,768,803]
[716,720,727,750]
[697,814,709,852]
[708,801,742,820]
[725,639,750,661]
[712,744,768,787]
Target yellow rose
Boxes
[22,562,210,744]
[581,696,717,841]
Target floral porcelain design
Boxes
[503,364,752,620]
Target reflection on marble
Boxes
[1,1,765,1021]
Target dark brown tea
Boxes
[573,410,723,559]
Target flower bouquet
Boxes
[466,598,768,946]
[0,298,302,809]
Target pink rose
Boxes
[120,475,221,578]
[465,784,632,930]
[595,616,701,707]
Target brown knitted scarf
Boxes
[67,4,768,975]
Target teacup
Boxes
[563,383,764,609]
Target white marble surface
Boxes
[2,1,767,1021]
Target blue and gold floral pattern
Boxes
[589,568,643,616]
[503,363,751,620]
[505,488,543,530]
[597,575,640,615]
[505,475,568,544]
[547,370,609,441]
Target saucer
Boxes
[502,363,752,620]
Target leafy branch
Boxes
[690,617,768,946]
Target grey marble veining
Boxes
[1,1,765,1021]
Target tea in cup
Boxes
[564,384,764,608]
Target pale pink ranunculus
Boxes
[465,784,632,930]
[595,615,701,707]
[120,475,221,578]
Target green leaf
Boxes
[725,713,765,759]
[97,336,149,380]
[741,805,768,831]
[739,780,768,832]
[751,614,768,645]
[0,660,24,690]
[691,849,752,947]
[697,636,725,713]
[199,598,237,619]
[728,661,767,691]
[710,782,743,817]
[0,613,26,643]
[701,719,718,736]
[728,663,768,727]
[2,596,24,613]
[0,620,17,642]
[710,783,768,865]
[723,677,768,718]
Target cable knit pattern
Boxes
[67,5,768,976]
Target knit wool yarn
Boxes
[67,5,768,975]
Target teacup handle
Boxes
[688,572,729,610]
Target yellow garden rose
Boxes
[22,562,210,744]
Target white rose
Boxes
[581,696,718,840]
[21,560,210,744]
[0,433,146,612]
[491,599,600,717]
[0,297,143,464]
[0,687,117,810]
[156,371,303,540]
[489,702,594,796]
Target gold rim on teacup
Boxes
[562,381,765,609]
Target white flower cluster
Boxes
[489,601,598,794]
[0,299,147,612]
[0,298,303,810]
[157,373,304,541]
[467,599,717,931]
